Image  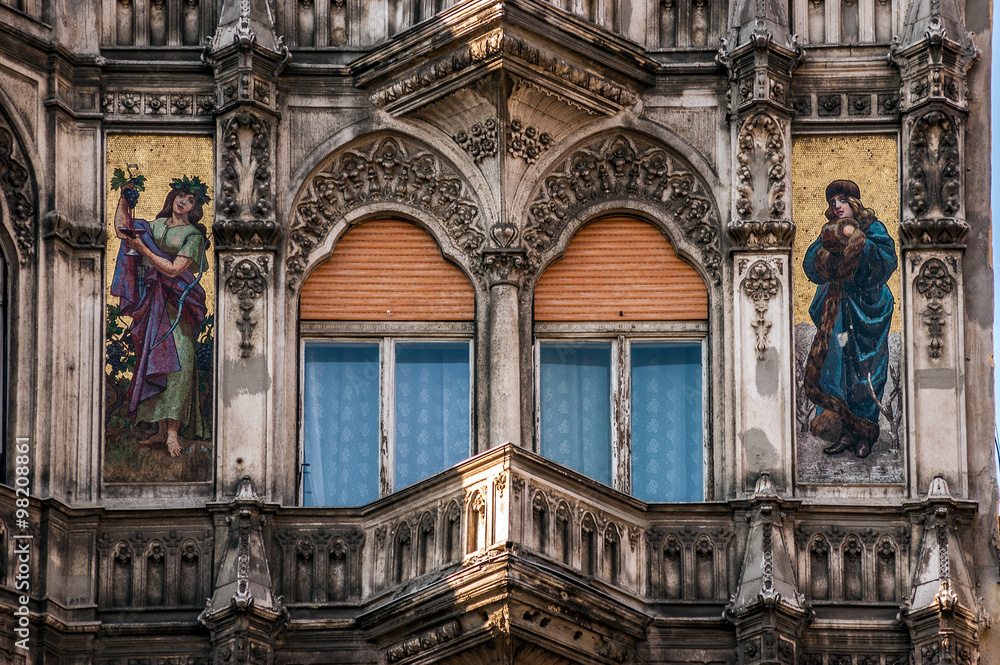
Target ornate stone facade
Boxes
[0,0,995,664]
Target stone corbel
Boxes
[42,211,106,249]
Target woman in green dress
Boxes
[112,177,211,457]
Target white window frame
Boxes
[533,320,709,499]
[299,320,474,505]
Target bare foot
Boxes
[166,432,183,458]
[138,430,168,446]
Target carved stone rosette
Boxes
[224,256,269,359]
[287,135,486,288]
[523,133,722,283]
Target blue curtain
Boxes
[394,342,471,490]
[539,343,612,485]
[302,342,380,506]
[631,342,703,502]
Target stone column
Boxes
[890,0,980,498]
[720,22,800,493]
[206,0,288,498]
[482,239,526,450]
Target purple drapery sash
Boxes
[110,218,207,416]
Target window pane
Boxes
[303,342,380,506]
[631,342,703,502]
[539,343,612,485]
[395,341,471,490]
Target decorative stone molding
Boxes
[224,256,269,359]
[358,29,638,113]
[0,124,36,261]
[102,90,212,119]
[453,119,498,163]
[214,219,282,251]
[741,260,780,361]
[220,111,273,221]
[507,119,552,164]
[42,211,106,249]
[523,133,722,283]
[287,135,486,287]
[728,220,794,248]
[481,249,526,287]
[906,111,960,218]
[735,112,787,222]
[914,258,954,360]
[386,621,461,663]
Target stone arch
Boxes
[0,87,40,266]
[519,131,724,287]
[285,132,488,291]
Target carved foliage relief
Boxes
[104,135,215,483]
[791,135,903,484]
[287,135,485,287]
[914,257,955,360]
[736,113,787,221]
[524,134,722,283]
[220,112,273,221]
[906,110,960,219]
[0,122,36,260]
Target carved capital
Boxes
[224,257,270,359]
[214,219,283,251]
[523,133,722,284]
[287,136,485,288]
[728,220,795,248]
[42,211,106,249]
[481,248,527,287]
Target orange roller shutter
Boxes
[534,217,708,321]
[300,219,475,321]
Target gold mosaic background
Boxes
[105,134,215,317]
[791,135,901,332]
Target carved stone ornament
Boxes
[915,258,954,359]
[0,124,36,260]
[386,620,461,663]
[507,119,553,164]
[287,135,486,287]
[214,219,282,250]
[482,248,526,287]
[43,211,105,249]
[907,110,960,217]
[453,118,498,163]
[224,257,269,359]
[220,112,273,221]
[741,260,780,360]
[367,32,638,115]
[523,134,722,283]
[736,112,787,222]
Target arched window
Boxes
[300,219,475,506]
[534,216,708,501]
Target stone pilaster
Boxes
[720,3,800,492]
[206,0,287,498]
[900,477,990,665]
[890,0,979,498]
[482,223,526,450]
[200,477,287,665]
[726,473,811,665]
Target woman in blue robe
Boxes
[802,180,897,458]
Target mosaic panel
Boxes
[792,135,903,485]
[104,134,215,483]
